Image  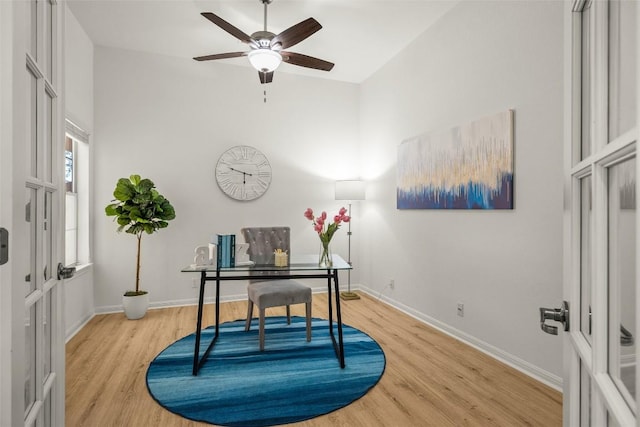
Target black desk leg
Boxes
[192,271,207,375]
[192,271,221,376]
[333,270,345,368]
[327,273,333,336]
[215,276,220,339]
[327,269,345,368]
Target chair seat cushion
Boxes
[248,280,311,308]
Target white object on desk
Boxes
[236,242,250,264]
[192,245,212,268]
[274,249,288,267]
[190,242,253,268]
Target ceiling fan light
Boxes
[248,49,282,72]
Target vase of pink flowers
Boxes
[304,207,350,268]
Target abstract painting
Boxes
[397,110,514,209]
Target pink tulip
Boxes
[304,208,314,220]
[334,215,341,223]
[320,211,327,220]
[314,223,323,233]
[342,215,350,222]
[316,216,324,226]
[339,207,347,215]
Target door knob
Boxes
[539,301,569,335]
[57,263,76,280]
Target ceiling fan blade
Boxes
[193,52,247,61]
[270,18,322,50]
[201,12,257,47]
[259,71,274,84]
[281,51,334,72]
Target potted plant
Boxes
[105,174,176,319]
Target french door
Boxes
[0,1,65,426]
[563,0,639,425]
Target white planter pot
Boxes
[122,293,149,320]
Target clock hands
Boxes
[228,167,253,184]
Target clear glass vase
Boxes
[319,241,333,268]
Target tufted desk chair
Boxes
[241,227,312,351]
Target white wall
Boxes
[84,0,566,384]
[358,1,564,382]
[64,5,95,339]
[92,47,360,311]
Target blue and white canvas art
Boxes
[397,110,514,209]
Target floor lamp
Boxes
[335,180,365,300]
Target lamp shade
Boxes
[248,49,282,72]
[335,180,365,201]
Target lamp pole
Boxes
[341,202,360,300]
[335,180,365,301]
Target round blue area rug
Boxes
[146,316,385,427]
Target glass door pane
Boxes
[45,0,53,80]
[581,0,592,159]
[26,188,36,295]
[43,191,52,281]
[27,0,37,59]
[581,175,593,342]
[45,92,53,182]
[24,305,36,415]
[607,157,636,410]
[608,0,637,141]
[27,68,37,176]
[581,362,592,426]
[43,291,51,378]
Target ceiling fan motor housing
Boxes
[251,31,276,49]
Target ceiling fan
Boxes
[193,0,334,84]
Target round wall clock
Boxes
[215,145,272,201]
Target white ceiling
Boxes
[66,0,457,84]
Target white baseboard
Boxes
[357,285,562,391]
[93,286,329,315]
[91,284,561,391]
[65,312,95,343]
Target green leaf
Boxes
[113,178,135,201]
[137,178,154,194]
[105,204,119,216]
[117,216,130,226]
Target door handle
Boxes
[0,228,8,265]
[621,324,634,346]
[57,263,76,280]
[539,301,569,335]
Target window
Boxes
[65,120,90,266]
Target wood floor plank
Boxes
[66,293,561,426]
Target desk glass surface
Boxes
[181,254,351,273]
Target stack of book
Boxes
[215,234,235,268]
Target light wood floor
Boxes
[66,292,562,426]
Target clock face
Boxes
[215,145,272,201]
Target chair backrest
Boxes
[241,227,291,281]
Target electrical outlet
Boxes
[389,279,395,289]
[457,302,464,317]
[192,278,197,289]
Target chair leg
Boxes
[259,308,266,351]
[286,305,291,324]
[305,302,312,342]
[245,299,254,331]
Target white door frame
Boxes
[562,0,640,425]
[0,2,17,425]
[0,1,66,425]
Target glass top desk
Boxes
[182,254,352,375]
